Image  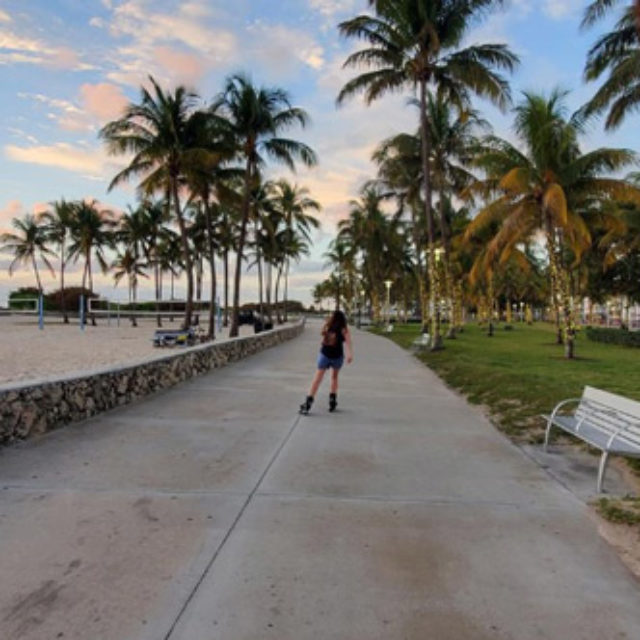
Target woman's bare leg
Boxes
[330,368,340,394]
[309,369,326,398]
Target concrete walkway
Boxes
[0,320,638,639]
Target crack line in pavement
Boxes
[253,490,571,511]
[162,411,304,640]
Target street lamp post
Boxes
[384,280,393,327]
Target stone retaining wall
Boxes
[0,320,304,444]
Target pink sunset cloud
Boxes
[153,46,205,86]
[0,199,23,233]
[80,83,129,122]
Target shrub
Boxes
[585,327,640,348]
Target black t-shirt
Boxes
[321,326,345,359]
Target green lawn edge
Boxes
[372,322,640,480]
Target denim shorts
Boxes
[317,352,344,370]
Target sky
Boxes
[0,0,637,307]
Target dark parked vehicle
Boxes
[237,310,273,332]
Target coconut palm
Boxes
[270,180,320,321]
[157,228,183,304]
[41,198,75,322]
[116,205,150,327]
[466,90,639,358]
[213,73,317,337]
[338,186,404,322]
[373,132,429,328]
[279,230,312,321]
[112,248,148,326]
[184,106,240,338]
[338,0,518,349]
[582,1,640,129]
[141,199,170,326]
[67,200,116,296]
[1,213,55,294]
[323,238,356,313]
[100,76,213,329]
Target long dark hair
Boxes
[327,310,347,333]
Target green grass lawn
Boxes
[374,322,640,445]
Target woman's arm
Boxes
[344,328,353,364]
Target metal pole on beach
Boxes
[80,295,85,331]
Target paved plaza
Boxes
[0,320,638,639]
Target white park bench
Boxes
[543,386,640,493]
[411,332,431,350]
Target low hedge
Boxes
[585,327,640,348]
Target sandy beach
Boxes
[0,314,257,385]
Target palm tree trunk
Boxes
[265,262,272,322]
[257,251,264,327]
[230,159,253,338]
[195,255,203,327]
[545,227,563,344]
[60,238,68,323]
[154,246,162,328]
[87,252,97,326]
[171,179,194,329]
[487,277,495,337]
[204,202,216,340]
[31,254,43,294]
[223,247,229,327]
[284,259,290,322]
[419,79,443,351]
[131,278,138,327]
[275,264,283,324]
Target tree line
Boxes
[1,74,321,338]
[316,0,640,359]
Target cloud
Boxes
[247,22,326,75]
[0,9,11,23]
[308,0,360,17]
[153,46,206,86]
[101,0,237,87]
[0,27,93,70]
[0,199,23,233]
[543,0,584,20]
[5,143,118,178]
[79,83,129,122]
[18,92,93,132]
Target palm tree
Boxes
[373,132,428,328]
[280,230,312,321]
[213,73,317,337]
[100,76,213,329]
[1,213,55,293]
[67,200,116,298]
[271,179,320,321]
[324,237,357,314]
[157,228,183,306]
[139,199,170,327]
[582,1,640,129]
[41,198,75,322]
[466,90,639,358]
[115,205,149,327]
[338,186,403,322]
[338,0,518,349]
[112,248,148,326]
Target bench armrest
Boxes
[543,398,581,451]
[548,397,581,422]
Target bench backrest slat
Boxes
[578,386,640,447]
[583,386,640,420]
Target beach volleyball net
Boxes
[8,298,39,314]
[88,297,217,319]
